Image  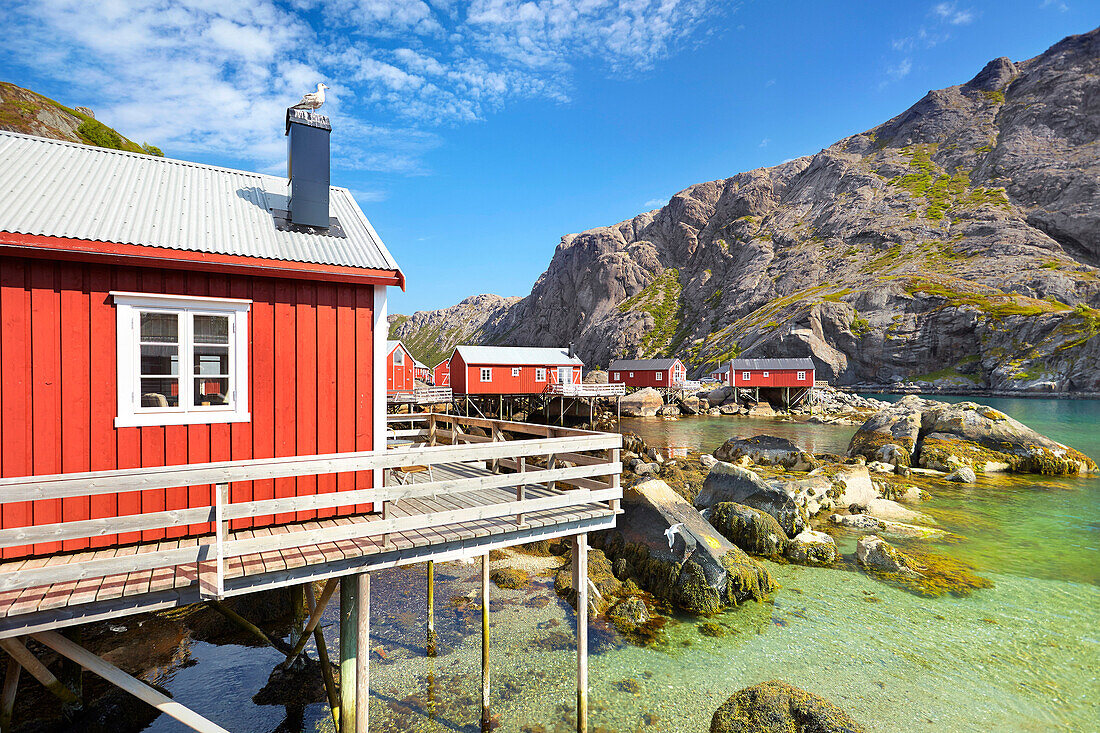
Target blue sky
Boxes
[1,1,1094,314]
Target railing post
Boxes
[214,482,228,599]
[610,448,621,515]
[547,453,557,493]
[516,456,527,527]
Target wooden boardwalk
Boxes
[0,462,616,639]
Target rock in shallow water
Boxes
[593,478,774,615]
[708,502,788,558]
[696,462,807,537]
[785,530,838,565]
[946,465,977,483]
[710,679,867,733]
[714,435,817,471]
[856,535,919,576]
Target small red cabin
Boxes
[709,366,730,384]
[450,346,583,395]
[0,127,403,558]
[730,358,815,388]
[413,359,430,383]
[387,340,416,392]
[433,358,451,387]
[608,358,686,388]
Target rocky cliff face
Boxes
[390,28,1100,392]
[0,81,162,156]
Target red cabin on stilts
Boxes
[0,126,404,558]
[729,358,815,388]
[450,346,583,395]
[433,358,451,387]
[608,358,686,388]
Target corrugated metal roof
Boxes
[454,345,583,366]
[609,358,680,370]
[0,131,401,273]
[413,359,428,369]
[729,358,815,370]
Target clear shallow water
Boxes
[145,399,1100,732]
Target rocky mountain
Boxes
[0,81,162,156]
[391,28,1100,392]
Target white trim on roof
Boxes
[453,345,583,366]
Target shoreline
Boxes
[837,386,1100,401]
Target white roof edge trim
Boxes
[334,187,402,274]
[110,291,252,308]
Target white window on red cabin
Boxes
[536,368,546,381]
[743,371,750,381]
[798,371,806,380]
[481,367,492,382]
[762,371,769,377]
[613,372,620,380]
[629,371,634,378]
[512,367,521,377]
[113,292,250,428]
[394,349,404,365]
[656,371,663,381]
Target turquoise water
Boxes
[144,399,1100,732]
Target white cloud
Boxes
[643,198,666,209]
[932,2,975,25]
[1,0,723,175]
[1040,0,1069,10]
[758,138,770,147]
[887,58,913,79]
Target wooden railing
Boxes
[387,386,453,403]
[544,383,626,397]
[0,415,621,599]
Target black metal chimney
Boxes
[568,342,575,358]
[285,108,331,229]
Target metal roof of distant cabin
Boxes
[0,131,402,273]
[729,358,815,370]
[453,345,583,366]
[608,358,680,370]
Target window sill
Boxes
[115,412,251,428]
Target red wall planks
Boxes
[730,367,814,388]
[0,257,379,558]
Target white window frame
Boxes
[613,372,620,380]
[393,348,404,365]
[797,371,806,381]
[113,291,251,428]
[512,367,521,377]
[743,371,751,381]
[763,371,769,378]
[629,371,634,378]
[536,368,546,381]
[656,371,663,381]
[480,367,493,382]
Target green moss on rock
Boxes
[710,680,867,733]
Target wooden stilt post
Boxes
[426,561,437,657]
[283,578,340,664]
[306,585,340,729]
[0,638,78,705]
[340,575,358,733]
[356,573,370,733]
[0,656,19,733]
[481,553,491,733]
[516,456,527,527]
[574,534,588,733]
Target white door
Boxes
[558,366,572,384]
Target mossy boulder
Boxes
[708,502,788,558]
[489,567,531,590]
[850,398,1097,476]
[593,478,775,615]
[714,435,817,471]
[857,535,992,597]
[710,680,867,733]
[553,547,622,617]
[785,530,837,565]
[697,462,807,537]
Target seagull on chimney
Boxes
[291,83,329,112]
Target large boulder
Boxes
[847,395,926,460]
[696,462,806,536]
[809,465,878,506]
[593,478,775,615]
[771,475,837,517]
[620,387,664,417]
[851,399,1097,476]
[714,435,817,471]
[710,680,866,733]
[706,386,733,407]
[707,502,788,558]
[678,395,701,415]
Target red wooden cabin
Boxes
[730,358,815,388]
[386,340,416,392]
[413,359,430,383]
[608,358,686,388]
[709,366,730,384]
[433,358,451,387]
[450,346,583,395]
[0,124,403,558]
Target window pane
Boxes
[141,377,179,407]
[141,312,178,342]
[195,378,230,406]
[194,345,229,376]
[194,315,229,344]
[141,344,178,375]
